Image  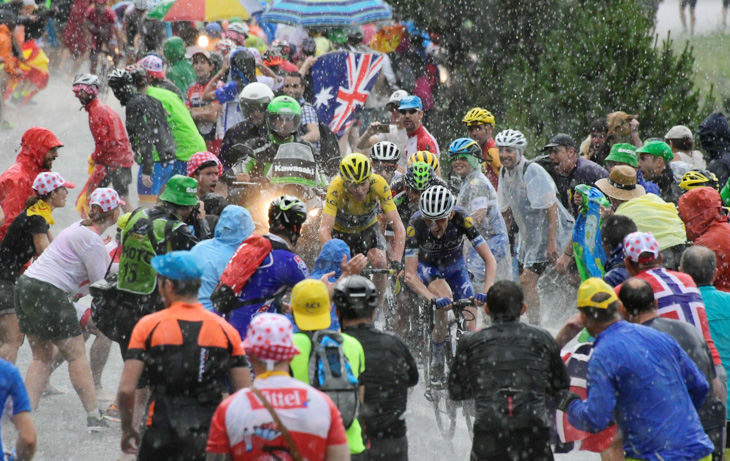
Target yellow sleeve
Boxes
[323,176,344,217]
[374,175,396,214]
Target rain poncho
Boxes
[678,188,730,292]
[190,205,254,311]
[698,112,730,186]
[163,37,196,96]
[0,127,62,241]
[456,168,509,278]
[615,194,686,251]
[497,158,573,265]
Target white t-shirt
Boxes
[25,221,111,294]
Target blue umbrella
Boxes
[262,0,392,27]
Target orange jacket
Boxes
[0,24,18,76]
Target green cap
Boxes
[636,141,674,161]
[605,143,638,167]
[159,175,198,206]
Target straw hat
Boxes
[595,165,646,201]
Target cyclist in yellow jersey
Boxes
[320,153,405,307]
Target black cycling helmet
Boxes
[332,275,378,319]
[268,195,307,245]
[125,64,147,88]
[107,69,136,105]
[230,48,256,84]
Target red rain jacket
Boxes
[85,98,134,168]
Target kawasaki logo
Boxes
[273,164,315,176]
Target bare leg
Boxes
[54,335,99,412]
[519,268,541,325]
[690,6,696,35]
[600,433,625,461]
[86,321,112,390]
[0,313,24,364]
[680,5,688,31]
[24,335,55,410]
[428,279,453,343]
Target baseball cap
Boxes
[192,50,212,63]
[32,172,75,195]
[636,140,674,161]
[385,90,409,110]
[398,95,422,111]
[665,125,693,140]
[605,143,638,167]
[151,251,203,280]
[205,22,222,36]
[89,188,125,212]
[623,231,660,263]
[577,278,619,310]
[159,175,199,206]
[187,151,222,177]
[243,313,300,362]
[291,279,331,331]
[541,133,575,151]
[139,55,165,79]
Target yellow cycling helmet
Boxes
[680,169,719,191]
[408,151,440,171]
[339,153,372,183]
[462,107,495,126]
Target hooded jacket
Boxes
[0,128,62,241]
[698,112,730,186]
[85,97,134,167]
[190,205,254,310]
[678,187,730,292]
[163,37,196,97]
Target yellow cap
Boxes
[291,279,332,331]
[116,212,132,232]
[577,278,619,310]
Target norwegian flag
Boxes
[311,51,384,138]
[555,342,617,452]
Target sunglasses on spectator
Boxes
[399,109,419,115]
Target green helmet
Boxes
[267,95,302,140]
[405,161,434,191]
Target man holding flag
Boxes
[73,73,134,216]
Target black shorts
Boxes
[138,424,209,461]
[99,166,132,198]
[517,261,551,276]
[332,225,386,257]
[680,0,697,7]
[0,279,15,316]
[471,427,553,461]
[15,275,81,341]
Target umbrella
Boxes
[148,0,263,22]
[262,0,392,27]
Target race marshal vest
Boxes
[118,209,185,295]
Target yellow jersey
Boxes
[324,174,396,233]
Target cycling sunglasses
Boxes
[372,162,398,172]
[399,109,419,115]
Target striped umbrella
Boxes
[263,0,392,27]
[148,0,263,22]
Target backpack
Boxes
[211,234,290,314]
[306,330,360,428]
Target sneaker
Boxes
[42,384,64,398]
[87,415,110,433]
[103,403,121,424]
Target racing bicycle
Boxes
[422,298,476,440]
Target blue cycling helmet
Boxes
[448,138,481,160]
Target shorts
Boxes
[0,279,15,316]
[99,166,132,197]
[137,160,188,202]
[417,259,474,301]
[680,0,697,6]
[471,427,552,461]
[518,261,551,276]
[138,424,209,461]
[332,225,386,257]
[15,275,82,341]
[369,436,408,461]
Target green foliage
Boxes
[391,0,706,150]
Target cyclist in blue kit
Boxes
[403,185,496,387]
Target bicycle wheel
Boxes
[428,331,457,439]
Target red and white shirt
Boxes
[206,374,348,460]
[405,125,440,159]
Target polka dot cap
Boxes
[32,172,76,195]
[623,231,660,263]
[243,313,300,362]
[89,188,125,212]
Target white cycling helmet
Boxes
[419,185,455,220]
[227,22,249,37]
[133,0,150,10]
[370,141,400,163]
[72,73,99,87]
[494,129,527,149]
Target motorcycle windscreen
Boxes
[269,143,317,187]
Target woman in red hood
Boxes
[0,127,63,242]
[678,187,730,292]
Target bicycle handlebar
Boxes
[361,267,395,276]
[431,298,476,310]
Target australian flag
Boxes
[311,51,384,138]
